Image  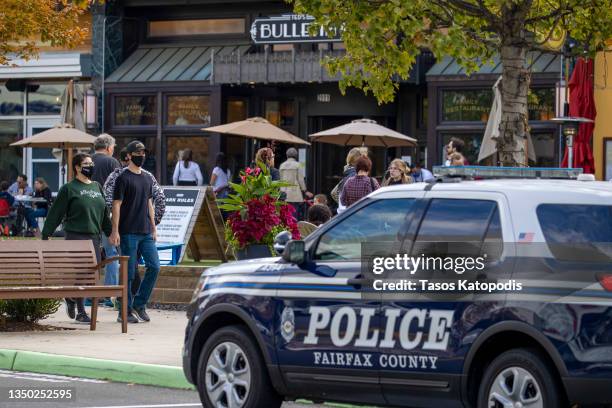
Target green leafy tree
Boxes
[1,0,95,66]
[292,0,612,165]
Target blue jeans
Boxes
[120,234,160,311]
[25,208,47,229]
[101,234,119,286]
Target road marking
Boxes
[80,404,202,408]
[0,370,107,384]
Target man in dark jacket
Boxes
[92,134,121,302]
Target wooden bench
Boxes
[0,240,129,333]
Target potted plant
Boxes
[218,163,300,260]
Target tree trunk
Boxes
[497,4,531,167]
[498,44,530,167]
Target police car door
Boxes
[380,191,514,407]
[276,193,423,405]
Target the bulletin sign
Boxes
[250,14,342,44]
[157,188,200,246]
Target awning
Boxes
[106,44,251,83]
[427,52,560,79]
[0,52,92,79]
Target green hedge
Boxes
[0,299,61,323]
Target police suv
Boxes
[183,167,612,408]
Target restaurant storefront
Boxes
[426,53,562,167]
[101,0,431,194]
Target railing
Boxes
[210,49,346,85]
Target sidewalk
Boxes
[0,306,192,389]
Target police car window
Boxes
[537,204,612,262]
[315,199,416,261]
[414,199,499,257]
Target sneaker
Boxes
[84,298,92,307]
[65,299,76,319]
[117,311,139,324]
[75,313,91,324]
[133,307,150,322]
[103,299,115,308]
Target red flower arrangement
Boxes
[218,162,300,253]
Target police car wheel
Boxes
[196,325,281,408]
[477,348,566,408]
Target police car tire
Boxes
[477,348,566,408]
[196,325,282,408]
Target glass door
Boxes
[26,118,62,193]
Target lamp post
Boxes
[551,116,594,168]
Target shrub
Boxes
[0,299,61,323]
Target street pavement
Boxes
[0,370,326,408]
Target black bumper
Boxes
[564,377,612,404]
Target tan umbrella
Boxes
[309,118,417,147]
[11,124,95,179]
[202,117,310,146]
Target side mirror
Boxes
[273,231,292,255]
[282,240,306,264]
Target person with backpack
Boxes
[339,156,380,208]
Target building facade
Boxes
[98,0,431,195]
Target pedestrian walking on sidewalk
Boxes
[382,159,412,186]
[92,134,121,307]
[280,147,312,220]
[172,149,203,186]
[42,153,112,324]
[340,156,380,208]
[109,141,160,324]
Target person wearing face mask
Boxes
[109,141,160,324]
[382,159,412,186]
[42,153,112,324]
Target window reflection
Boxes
[0,120,23,183]
[0,84,24,116]
[27,84,63,115]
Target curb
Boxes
[0,349,194,390]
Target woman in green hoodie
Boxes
[42,153,112,323]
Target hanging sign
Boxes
[250,14,342,44]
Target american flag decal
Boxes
[518,232,535,243]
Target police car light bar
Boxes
[432,166,584,180]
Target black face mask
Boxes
[80,166,94,179]
[131,155,145,167]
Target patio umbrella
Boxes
[60,79,85,131]
[202,117,310,146]
[561,58,596,173]
[309,118,416,147]
[11,124,96,179]
[479,77,536,164]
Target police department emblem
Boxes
[281,307,295,342]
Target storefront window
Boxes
[165,136,209,184]
[114,96,157,126]
[265,100,294,128]
[0,84,24,116]
[531,133,556,167]
[442,90,492,122]
[0,120,24,183]
[227,100,247,123]
[167,95,211,126]
[27,84,63,115]
[528,88,555,121]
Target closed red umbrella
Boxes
[561,58,596,173]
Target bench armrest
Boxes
[96,255,130,270]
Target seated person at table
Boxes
[8,174,33,196]
[0,181,15,236]
[25,177,52,234]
